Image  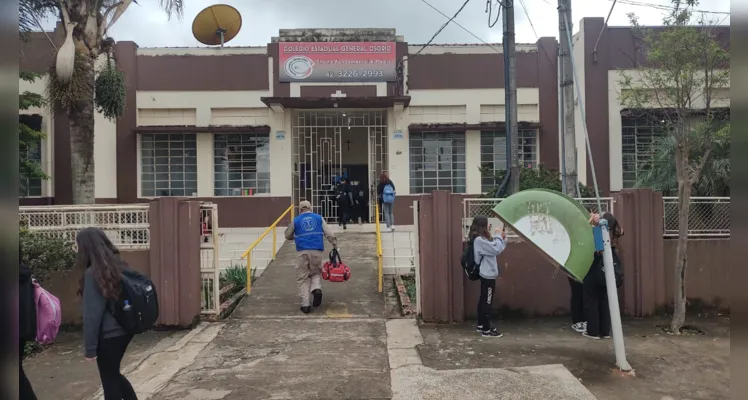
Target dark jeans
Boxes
[20,342,37,400]
[338,203,350,226]
[97,335,137,400]
[584,262,611,337]
[568,278,585,324]
[477,277,497,331]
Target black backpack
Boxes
[111,268,159,334]
[460,239,484,281]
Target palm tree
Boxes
[636,120,730,197]
[20,0,184,204]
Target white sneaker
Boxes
[571,322,586,333]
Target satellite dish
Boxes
[191,4,242,47]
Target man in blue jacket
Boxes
[284,200,338,313]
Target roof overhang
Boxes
[261,96,411,110]
[133,125,271,134]
[408,121,541,132]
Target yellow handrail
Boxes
[241,204,295,294]
[375,202,383,293]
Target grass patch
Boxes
[401,275,416,307]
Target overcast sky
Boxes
[57,0,733,48]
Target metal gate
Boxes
[292,110,388,223]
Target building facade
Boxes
[19,18,730,227]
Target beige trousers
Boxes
[296,250,324,307]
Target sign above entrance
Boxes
[278,42,397,83]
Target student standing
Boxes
[469,216,507,337]
[568,277,586,333]
[377,173,396,231]
[582,212,624,340]
[77,228,138,400]
[334,177,354,229]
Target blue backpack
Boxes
[382,184,395,204]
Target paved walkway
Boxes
[151,232,392,400]
[46,231,598,400]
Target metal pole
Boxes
[558,0,578,197]
[562,12,632,372]
[558,48,566,193]
[505,1,520,194]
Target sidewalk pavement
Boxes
[23,329,183,400]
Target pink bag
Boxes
[33,281,61,345]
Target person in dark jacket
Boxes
[334,176,354,229]
[77,227,138,400]
[582,212,624,340]
[19,245,38,400]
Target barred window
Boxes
[214,133,271,196]
[140,133,198,197]
[409,131,466,194]
[19,137,43,197]
[621,115,666,189]
[480,130,538,193]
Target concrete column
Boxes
[196,133,213,197]
[465,130,482,194]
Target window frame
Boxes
[138,132,199,198]
[480,129,539,193]
[408,131,467,194]
[212,132,271,197]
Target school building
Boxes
[19,18,730,227]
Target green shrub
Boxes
[23,341,39,358]
[480,165,596,198]
[20,228,76,282]
[220,263,257,289]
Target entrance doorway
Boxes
[292,110,388,223]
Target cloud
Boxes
[74,0,731,48]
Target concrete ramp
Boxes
[232,232,385,319]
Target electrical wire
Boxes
[593,0,618,61]
[410,0,473,60]
[516,0,556,67]
[486,0,501,28]
[613,0,729,16]
[420,0,501,52]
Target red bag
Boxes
[322,248,351,282]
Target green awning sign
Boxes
[492,189,595,282]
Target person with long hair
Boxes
[468,215,507,337]
[582,212,624,340]
[77,227,138,400]
[377,173,396,231]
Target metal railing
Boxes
[19,204,150,249]
[199,203,220,315]
[461,197,614,239]
[663,197,730,238]
[241,204,295,294]
[375,201,383,293]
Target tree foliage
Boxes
[19,72,49,192]
[618,0,729,334]
[19,0,184,203]
[481,165,595,198]
[636,119,730,196]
